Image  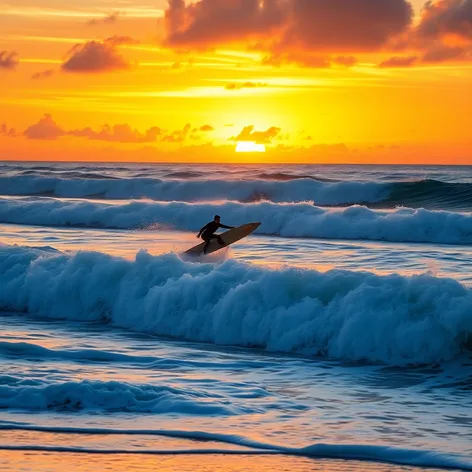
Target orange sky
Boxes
[0,0,471,164]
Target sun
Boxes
[235,141,266,153]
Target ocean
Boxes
[0,162,471,472]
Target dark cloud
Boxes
[0,51,19,70]
[165,0,285,48]
[61,36,137,73]
[230,125,281,144]
[31,69,55,80]
[379,55,418,67]
[385,0,472,65]
[225,81,268,90]
[282,0,413,52]
[88,12,121,26]
[24,114,66,140]
[69,124,162,143]
[422,44,470,62]
[164,0,413,56]
[417,0,472,40]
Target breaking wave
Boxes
[0,378,244,415]
[0,175,388,205]
[0,245,471,365]
[1,197,471,245]
[0,173,471,209]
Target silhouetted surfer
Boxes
[198,215,234,254]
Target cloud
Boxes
[61,36,137,73]
[24,114,66,140]
[88,12,121,26]
[165,0,285,48]
[69,124,162,143]
[422,44,470,62]
[230,125,281,144]
[384,0,472,65]
[200,125,214,131]
[0,124,18,137]
[262,52,359,68]
[280,0,413,52]
[262,52,331,68]
[379,55,418,67]
[18,115,212,144]
[225,81,268,90]
[417,0,472,41]
[164,0,413,56]
[0,51,19,70]
[333,56,358,67]
[31,69,55,80]
[162,123,192,143]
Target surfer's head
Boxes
[214,215,221,223]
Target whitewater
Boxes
[0,162,471,472]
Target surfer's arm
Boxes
[197,223,209,238]
[219,224,235,229]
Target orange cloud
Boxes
[231,125,281,144]
[379,56,418,67]
[0,51,19,70]
[199,125,214,131]
[69,124,162,143]
[17,116,215,145]
[62,36,137,73]
[164,0,413,60]
[1,124,17,137]
[278,0,412,52]
[163,1,472,67]
[24,114,65,140]
[165,0,284,48]
[417,0,472,41]
[88,12,121,26]
[383,0,472,66]
[225,81,268,90]
[162,123,192,143]
[422,44,471,62]
[333,56,358,66]
[31,69,55,80]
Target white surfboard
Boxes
[184,222,261,256]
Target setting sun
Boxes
[235,142,266,153]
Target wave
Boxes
[0,175,390,205]
[0,341,158,365]
[0,245,471,365]
[1,174,471,210]
[0,341,262,371]
[1,198,472,245]
[256,172,337,182]
[0,378,243,415]
[382,179,472,211]
[0,424,470,470]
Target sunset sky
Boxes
[1,0,471,164]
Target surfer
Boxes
[198,215,235,254]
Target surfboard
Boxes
[184,222,261,257]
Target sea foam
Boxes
[0,199,472,244]
[1,197,471,245]
[0,245,470,365]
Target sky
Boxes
[0,0,471,164]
